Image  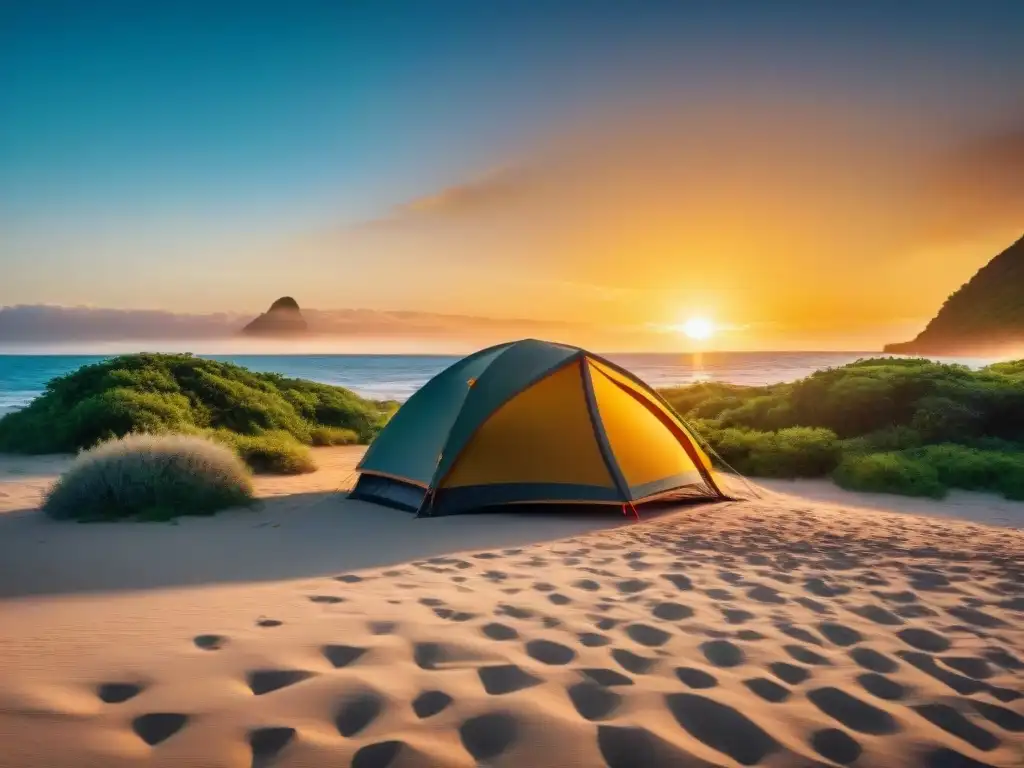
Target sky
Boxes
[1,1,1022,352]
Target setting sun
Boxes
[681,317,716,340]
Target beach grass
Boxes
[42,433,254,521]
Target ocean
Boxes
[0,351,1000,416]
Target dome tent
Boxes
[350,339,727,516]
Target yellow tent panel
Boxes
[589,357,715,469]
[442,361,614,489]
[588,361,701,490]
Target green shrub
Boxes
[745,427,841,478]
[842,426,924,454]
[309,426,361,446]
[660,355,1024,498]
[207,430,316,475]
[832,452,946,498]
[910,396,983,442]
[43,434,254,521]
[0,354,393,464]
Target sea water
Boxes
[0,351,999,416]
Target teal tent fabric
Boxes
[356,342,511,484]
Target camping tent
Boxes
[350,339,727,516]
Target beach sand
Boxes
[0,447,1021,767]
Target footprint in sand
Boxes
[666,693,778,765]
[323,645,367,668]
[308,594,345,604]
[616,579,651,594]
[810,727,862,764]
[661,573,693,591]
[368,621,397,635]
[913,704,1001,751]
[777,624,823,646]
[351,740,408,768]
[579,632,612,648]
[412,690,453,719]
[849,604,904,626]
[97,682,145,704]
[247,669,316,696]
[482,622,519,641]
[132,712,189,746]
[625,623,672,647]
[983,646,1023,671]
[651,602,693,621]
[849,647,899,674]
[335,690,384,737]
[783,644,832,666]
[526,639,576,665]
[700,639,744,668]
[675,667,717,689]
[818,622,862,647]
[568,681,621,721]
[478,665,542,695]
[722,608,755,624]
[897,651,987,695]
[940,656,993,680]
[743,677,790,703]
[248,726,295,767]
[459,712,519,762]
[747,585,787,604]
[806,687,900,735]
[612,648,656,674]
[968,700,1024,732]
[897,628,951,653]
[581,668,633,687]
[597,724,691,768]
[922,746,1001,768]
[768,661,811,685]
[856,673,906,701]
[804,578,850,598]
[193,634,228,651]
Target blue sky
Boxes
[0,1,1022,347]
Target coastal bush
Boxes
[832,453,946,498]
[664,356,1024,499]
[0,354,394,469]
[42,434,254,521]
[206,429,317,475]
[309,426,361,446]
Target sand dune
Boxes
[0,447,1021,767]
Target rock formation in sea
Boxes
[884,234,1024,355]
[240,297,309,336]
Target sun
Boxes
[681,317,716,341]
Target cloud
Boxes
[0,304,580,343]
[0,305,246,341]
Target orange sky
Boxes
[285,103,1023,352]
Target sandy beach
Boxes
[0,446,1021,767]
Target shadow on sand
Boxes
[0,491,650,599]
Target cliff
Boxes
[885,235,1024,355]
[240,297,309,336]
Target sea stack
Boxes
[241,297,309,336]
[884,234,1024,355]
